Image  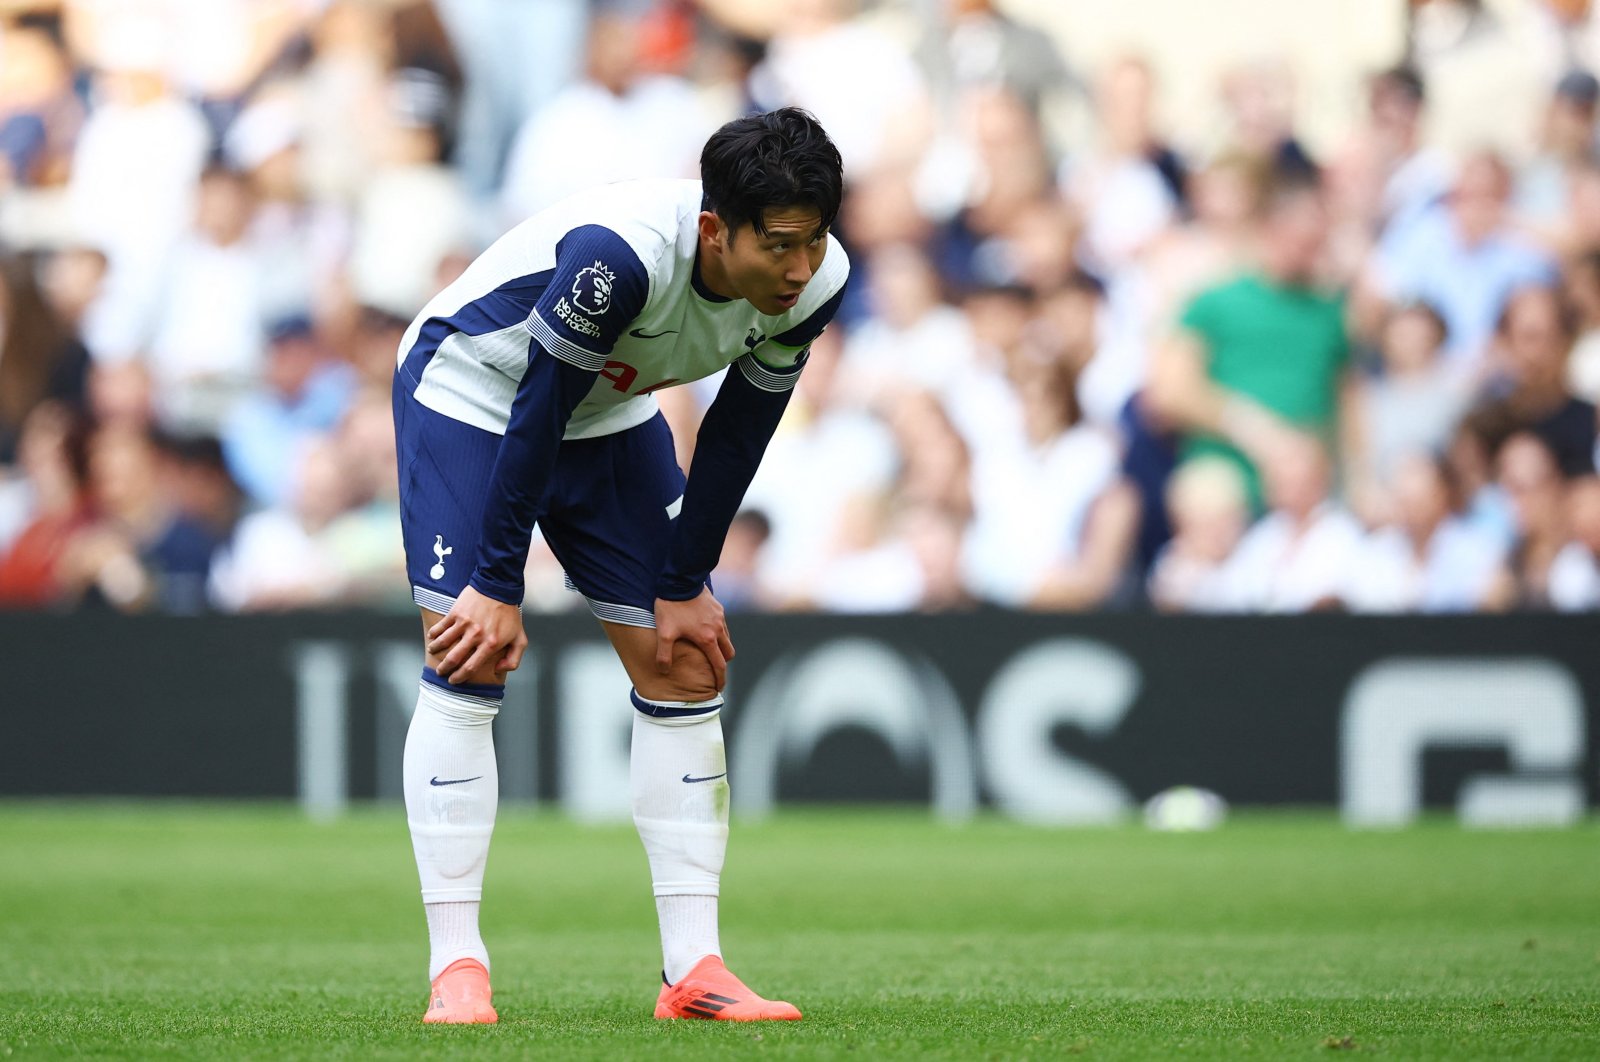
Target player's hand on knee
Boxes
[429,586,526,683]
[654,589,735,692]
[495,630,528,676]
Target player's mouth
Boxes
[774,291,802,310]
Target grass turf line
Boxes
[0,805,1596,1060]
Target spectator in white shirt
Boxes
[807,493,927,613]
[1063,56,1178,273]
[742,331,899,602]
[807,391,973,613]
[208,436,353,612]
[963,354,1138,609]
[1214,433,1363,612]
[749,0,930,177]
[1561,248,1600,403]
[146,165,268,432]
[1147,456,1251,612]
[432,0,585,201]
[841,243,976,406]
[67,34,209,361]
[348,68,473,319]
[499,7,717,223]
[1485,430,1572,609]
[1344,452,1505,612]
[1549,473,1600,610]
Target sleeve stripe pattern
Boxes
[526,311,610,372]
[736,351,804,393]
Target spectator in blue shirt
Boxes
[1357,150,1558,368]
[220,314,356,508]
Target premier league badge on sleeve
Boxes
[572,261,617,316]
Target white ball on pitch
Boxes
[1143,785,1228,832]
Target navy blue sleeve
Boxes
[523,224,650,369]
[468,348,596,604]
[467,225,649,605]
[654,348,810,601]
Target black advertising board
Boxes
[3,611,1596,825]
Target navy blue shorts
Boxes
[393,379,685,628]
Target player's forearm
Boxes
[470,349,595,604]
[656,361,793,600]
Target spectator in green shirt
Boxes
[1147,170,1356,510]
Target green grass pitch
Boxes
[1,806,1597,1060]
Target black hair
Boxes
[1494,283,1579,341]
[199,160,251,185]
[1374,64,1425,106]
[1578,247,1600,288]
[1406,447,1465,514]
[700,108,843,239]
[1259,166,1324,219]
[731,508,773,542]
[150,429,229,473]
[1063,266,1107,299]
[1392,298,1449,344]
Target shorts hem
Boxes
[564,575,655,628]
[412,584,522,616]
[413,585,458,614]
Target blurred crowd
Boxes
[4,0,1600,616]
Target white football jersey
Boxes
[398,178,850,439]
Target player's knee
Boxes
[458,661,511,687]
[634,648,720,704]
[636,636,720,702]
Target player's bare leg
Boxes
[408,606,506,1024]
[601,621,802,1021]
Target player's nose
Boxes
[784,251,813,285]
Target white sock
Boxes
[424,901,485,982]
[655,895,721,984]
[630,690,728,983]
[405,669,500,981]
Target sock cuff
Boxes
[634,817,728,838]
[631,688,723,725]
[422,666,505,699]
[407,822,496,840]
[419,668,503,722]
[652,882,723,897]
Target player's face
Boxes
[715,206,829,316]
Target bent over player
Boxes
[391,108,848,1023]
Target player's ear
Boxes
[698,210,730,250]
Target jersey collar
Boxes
[691,248,734,304]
